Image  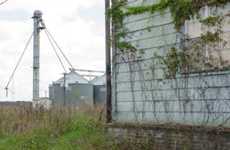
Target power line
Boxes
[45,28,74,70]
[44,29,67,73]
[45,28,105,74]
[5,33,33,97]
[74,69,104,73]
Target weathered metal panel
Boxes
[67,83,94,106]
[112,0,230,126]
[49,83,94,106]
[94,85,106,105]
[49,83,65,105]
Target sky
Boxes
[0,0,105,101]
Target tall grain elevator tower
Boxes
[32,10,45,101]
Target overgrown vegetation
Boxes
[110,0,230,30]
[0,106,117,150]
[109,0,230,78]
[0,105,165,150]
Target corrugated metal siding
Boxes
[67,84,94,106]
[49,83,94,106]
[112,0,230,126]
[94,85,106,105]
[49,84,65,105]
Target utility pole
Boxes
[105,0,112,123]
[63,73,67,106]
[32,10,45,101]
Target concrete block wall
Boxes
[108,125,230,150]
[112,0,230,126]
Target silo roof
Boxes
[55,70,89,86]
[90,74,105,85]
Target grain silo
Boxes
[49,70,94,106]
[90,74,106,106]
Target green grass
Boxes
[0,106,161,150]
[0,106,117,150]
[0,114,115,150]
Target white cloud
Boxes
[0,0,105,101]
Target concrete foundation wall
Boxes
[108,124,230,150]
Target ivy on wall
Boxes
[158,14,228,78]
[109,0,230,29]
[108,0,230,78]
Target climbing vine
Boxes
[108,0,230,44]
[158,14,228,77]
[155,47,182,78]
[109,0,230,30]
[108,0,230,78]
[109,0,230,126]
